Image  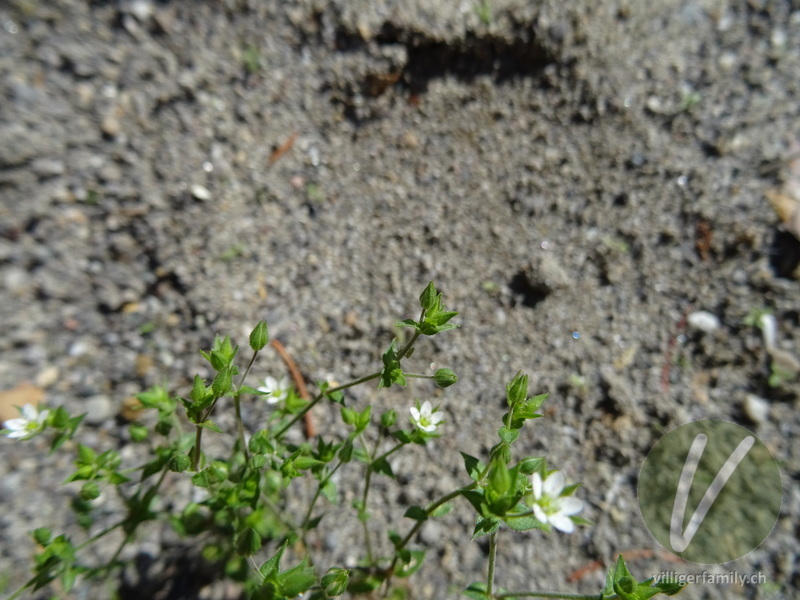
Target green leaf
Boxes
[33,527,52,546]
[249,320,269,351]
[463,582,493,600]
[278,560,316,597]
[516,456,544,475]
[372,457,394,478]
[497,427,519,445]
[431,502,453,518]
[236,527,262,556]
[137,385,170,410]
[321,480,338,504]
[395,549,425,578]
[321,567,350,596]
[460,451,486,481]
[338,441,354,463]
[379,340,406,388]
[472,517,500,539]
[403,505,428,521]
[341,406,357,426]
[240,385,268,396]
[653,577,688,596]
[212,365,233,397]
[356,405,372,432]
[197,419,223,433]
[294,456,324,470]
[395,318,419,329]
[77,444,97,465]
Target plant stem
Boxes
[487,531,498,598]
[233,393,250,464]
[193,425,202,471]
[385,483,476,580]
[272,372,381,439]
[496,593,603,599]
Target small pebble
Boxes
[83,394,115,425]
[743,394,769,424]
[190,184,211,201]
[36,366,60,388]
[687,311,720,333]
[101,111,121,137]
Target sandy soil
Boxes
[1,1,798,599]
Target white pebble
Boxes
[743,394,769,424]
[190,184,211,201]
[758,313,777,351]
[687,311,720,333]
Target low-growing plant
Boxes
[3,282,687,599]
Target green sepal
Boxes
[505,372,528,405]
[321,567,350,596]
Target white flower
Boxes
[529,470,583,533]
[3,404,49,440]
[409,400,444,433]
[258,376,291,404]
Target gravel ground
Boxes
[1,1,799,599]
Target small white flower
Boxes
[529,470,583,533]
[3,404,49,440]
[409,400,444,433]
[258,376,291,404]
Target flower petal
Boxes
[559,497,584,516]
[543,471,565,496]
[549,514,575,533]
[532,504,547,524]
[532,472,543,498]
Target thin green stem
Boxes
[272,372,382,439]
[75,520,126,551]
[193,425,203,471]
[487,531,498,597]
[496,593,605,599]
[359,434,376,564]
[233,393,250,465]
[386,483,476,575]
[300,460,344,538]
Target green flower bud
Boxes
[129,424,148,442]
[433,368,458,388]
[79,482,100,501]
[249,320,269,351]
[168,451,191,473]
[381,409,397,428]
